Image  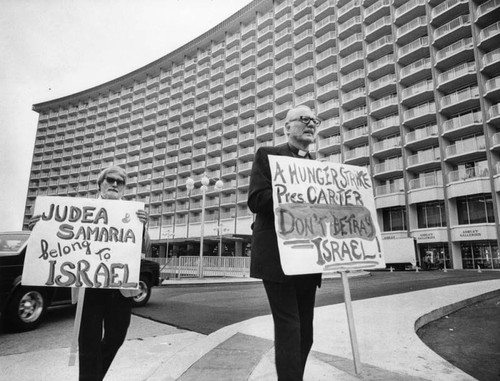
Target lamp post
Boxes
[164,230,174,258]
[214,224,230,257]
[186,175,223,278]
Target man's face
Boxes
[100,175,125,200]
[286,107,319,148]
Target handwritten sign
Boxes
[22,196,145,289]
[269,156,385,274]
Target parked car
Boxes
[0,231,160,332]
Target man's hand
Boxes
[136,210,149,225]
[28,215,41,230]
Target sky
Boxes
[0,0,252,232]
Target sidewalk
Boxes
[2,278,499,381]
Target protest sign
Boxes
[269,155,385,275]
[22,196,145,290]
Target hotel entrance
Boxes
[417,243,450,270]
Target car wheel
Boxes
[5,287,48,332]
[132,276,151,308]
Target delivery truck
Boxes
[381,237,417,270]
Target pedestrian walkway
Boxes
[2,278,499,380]
[145,279,500,381]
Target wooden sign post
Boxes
[268,156,386,375]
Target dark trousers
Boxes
[263,276,318,381]
[78,289,132,381]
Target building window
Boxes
[461,241,500,270]
[417,201,447,228]
[382,207,407,231]
[457,194,495,225]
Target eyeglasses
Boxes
[105,177,125,186]
[289,116,322,127]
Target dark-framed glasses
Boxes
[105,177,125,186]
[290,115,322,127]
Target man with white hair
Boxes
[248,105,322,380]
[30,165,150,381]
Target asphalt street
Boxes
[418,294,500,381]
[1,270,499,381]
[134,270,500,334]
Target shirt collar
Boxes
[288,143,309,158]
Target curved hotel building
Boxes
[27,0,500,269]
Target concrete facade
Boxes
[26,0,500,267]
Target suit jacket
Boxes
[247,144,321,285]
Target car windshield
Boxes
[0,233,29,255]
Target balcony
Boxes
[366,35,393,62]
[403,102,436,127]
[441,110,482,141]
[407,173,444,204]
[445,135,486,164]
[338,33,363,57]
[405,124,439,150]
[367,54,394,80]
[340,68,364,93]
[406,147,441,172]
[447,167,491,199]
[482,47,500,77]
[316,66,337,86]
[315,14,335,36]
[433,15,471,49]
[293,44,314,64]
[476,0,500,26]
[401,79,433,106]
[315,48,336,69]
[338,15,361,40]
[317,117,340,136]
[317,99,340,119]
[339,51,364,74]
[317,81,338,102]
[317,135,341,155]
[431,0,469,26]
[375,179,405,197]
[314,31,335,53]
[343,124,368,146]
[341,87,365,110]
[396,16,427,46]
[484,76,500,102]
[344,145,370,166]
[337,0,361,24]
[373,156,403,179]
[439,86,480,115]
[368,74,396,99]
[370,94,398,118]
[342,106,366,128]
[479,21,500,51]
[408,172,443,191]
[489,103,500,125]
[399,57,431,86]
[437,61,477,94]
[365,16,392,42]
[394,0,425,25]
[397,36,429,66]
[373,136,402,158]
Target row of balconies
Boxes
[39,0,499,124]
[39,40,492,130]
[35,86,495,160]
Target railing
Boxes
[148,256,251,279]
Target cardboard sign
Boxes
[22,196,145,289]
[269,156,385,274]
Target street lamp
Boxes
[186,174,223,278]
[214,224,230,257]
[164,230,174,258]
